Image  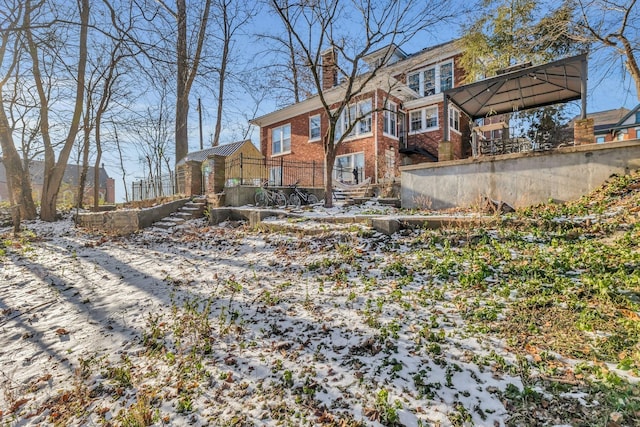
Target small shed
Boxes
[176,140,263,196]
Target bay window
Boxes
[335,99,372,140]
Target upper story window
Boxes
[596,136,606,144]
[309,115,321,141]
[635,111,640,124]
[383,102,398,137]
[408,60,454,97]
[272,124,291,155]
[336,99,372,140]
[409,106,438,133]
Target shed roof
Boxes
[176,140,254,166]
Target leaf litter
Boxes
[1,172,640,426]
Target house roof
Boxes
[0,159,110,187]
[176,140,254,166]
[445,53,587,120]
[250,40,463,128]
[568,104,639,134]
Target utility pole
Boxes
[198,97,203,150]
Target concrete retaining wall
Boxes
[76,198,189,235]
[401,140,640,210]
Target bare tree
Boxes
[127,84,175,196]
[574,0,640,100]
[0,0,38,220]
[259,11,317,106]
[269,0,454,207]
[152,0,211,165]
[24,0,89,221]
[209,0,257,146]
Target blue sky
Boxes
[111,4,638,202]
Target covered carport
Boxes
[443,53,588,156]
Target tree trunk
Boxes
[78,118,91,208]
[0,93,37,219]
[29,0,90,221]
[323,124,338,208]
[212,25,229,146]
[175,0,189,164]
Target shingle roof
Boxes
[0,159,110,186]
[588,107,631,129]
[176,140,251,166]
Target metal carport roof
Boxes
[444,53,588,129]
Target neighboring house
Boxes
[0,160,115,205]
[176,139,263,195]
[250,40,471,187]
[577,104,640,144]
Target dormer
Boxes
[362,44,407,69]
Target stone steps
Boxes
[152,197,207,230]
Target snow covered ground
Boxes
[0,201,635,426]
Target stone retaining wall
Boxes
[76,198,189,235]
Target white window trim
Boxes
[309,114,321,142]
[383,102,399,139]
[408,106,439,134]
[407,60,454,97]
[334,151,365,183]
[335,99,373,141]
[271,123,291,156]
[449,106,461,138]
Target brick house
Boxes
[574,104,640,143]
[0,160,115,205]
[250,40,471,187]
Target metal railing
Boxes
[224,154,325,188]
[131,170,183,201]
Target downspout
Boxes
[374,90,379,184]
[581,55,588,119]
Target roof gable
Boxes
[616,104,640,127]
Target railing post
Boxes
[280,156,284,186]
[240,153,244,185]
[312,161,315,187]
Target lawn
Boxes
[1,173,639,426]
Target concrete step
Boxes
[153,221,178,230]
[174,212,194,219]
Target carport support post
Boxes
[438,95,453,161]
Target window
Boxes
[440,63,453,92]
[408,73,420,93]
[269,167,282,186]
[410,111,422,132]
[423,68,436,96]
[383,102,398,137]
[449,106,460,135]
[596,136,606,144]
[407,60,454,97]
[272,124,291,155]
[309,115,321,141]
[335,99,372,139]
[409,107,438,133]
[334,152,365,184]
[359,100,372,134]
[635,111,640,124]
